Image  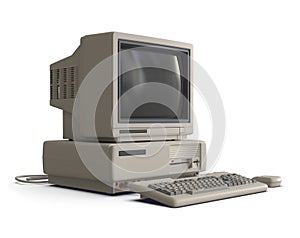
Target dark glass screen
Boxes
[118,40,190,123]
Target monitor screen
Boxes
[118,40,190,123]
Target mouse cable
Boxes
[15,175,49,184]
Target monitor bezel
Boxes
[112,32,193,131]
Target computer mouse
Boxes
[252,176,282,188]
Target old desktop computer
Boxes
[40,32,280,207]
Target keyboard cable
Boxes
[15,175,49,184]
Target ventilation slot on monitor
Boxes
[50,70,53,99]
[63,68,67,83]
[50,70,53,85]
[56,85,60,99]
[63,84,67,99]
[69,66,78,99]
[56,69,60,84]
[50,66,78,100]
[50,86,53,100]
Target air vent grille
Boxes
[63,68,67,83]
[50,66,78,100]
[169,145,200,159]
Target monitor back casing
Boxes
[50,32,193,142]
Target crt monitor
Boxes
[50,32,193,142]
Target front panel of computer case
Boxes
[43,140,206,194]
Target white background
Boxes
[1,0,299,237]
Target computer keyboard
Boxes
[129,172,268,207]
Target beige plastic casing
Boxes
[50,32,193,142]
[43,140,206,194]
[128,172,268,207]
